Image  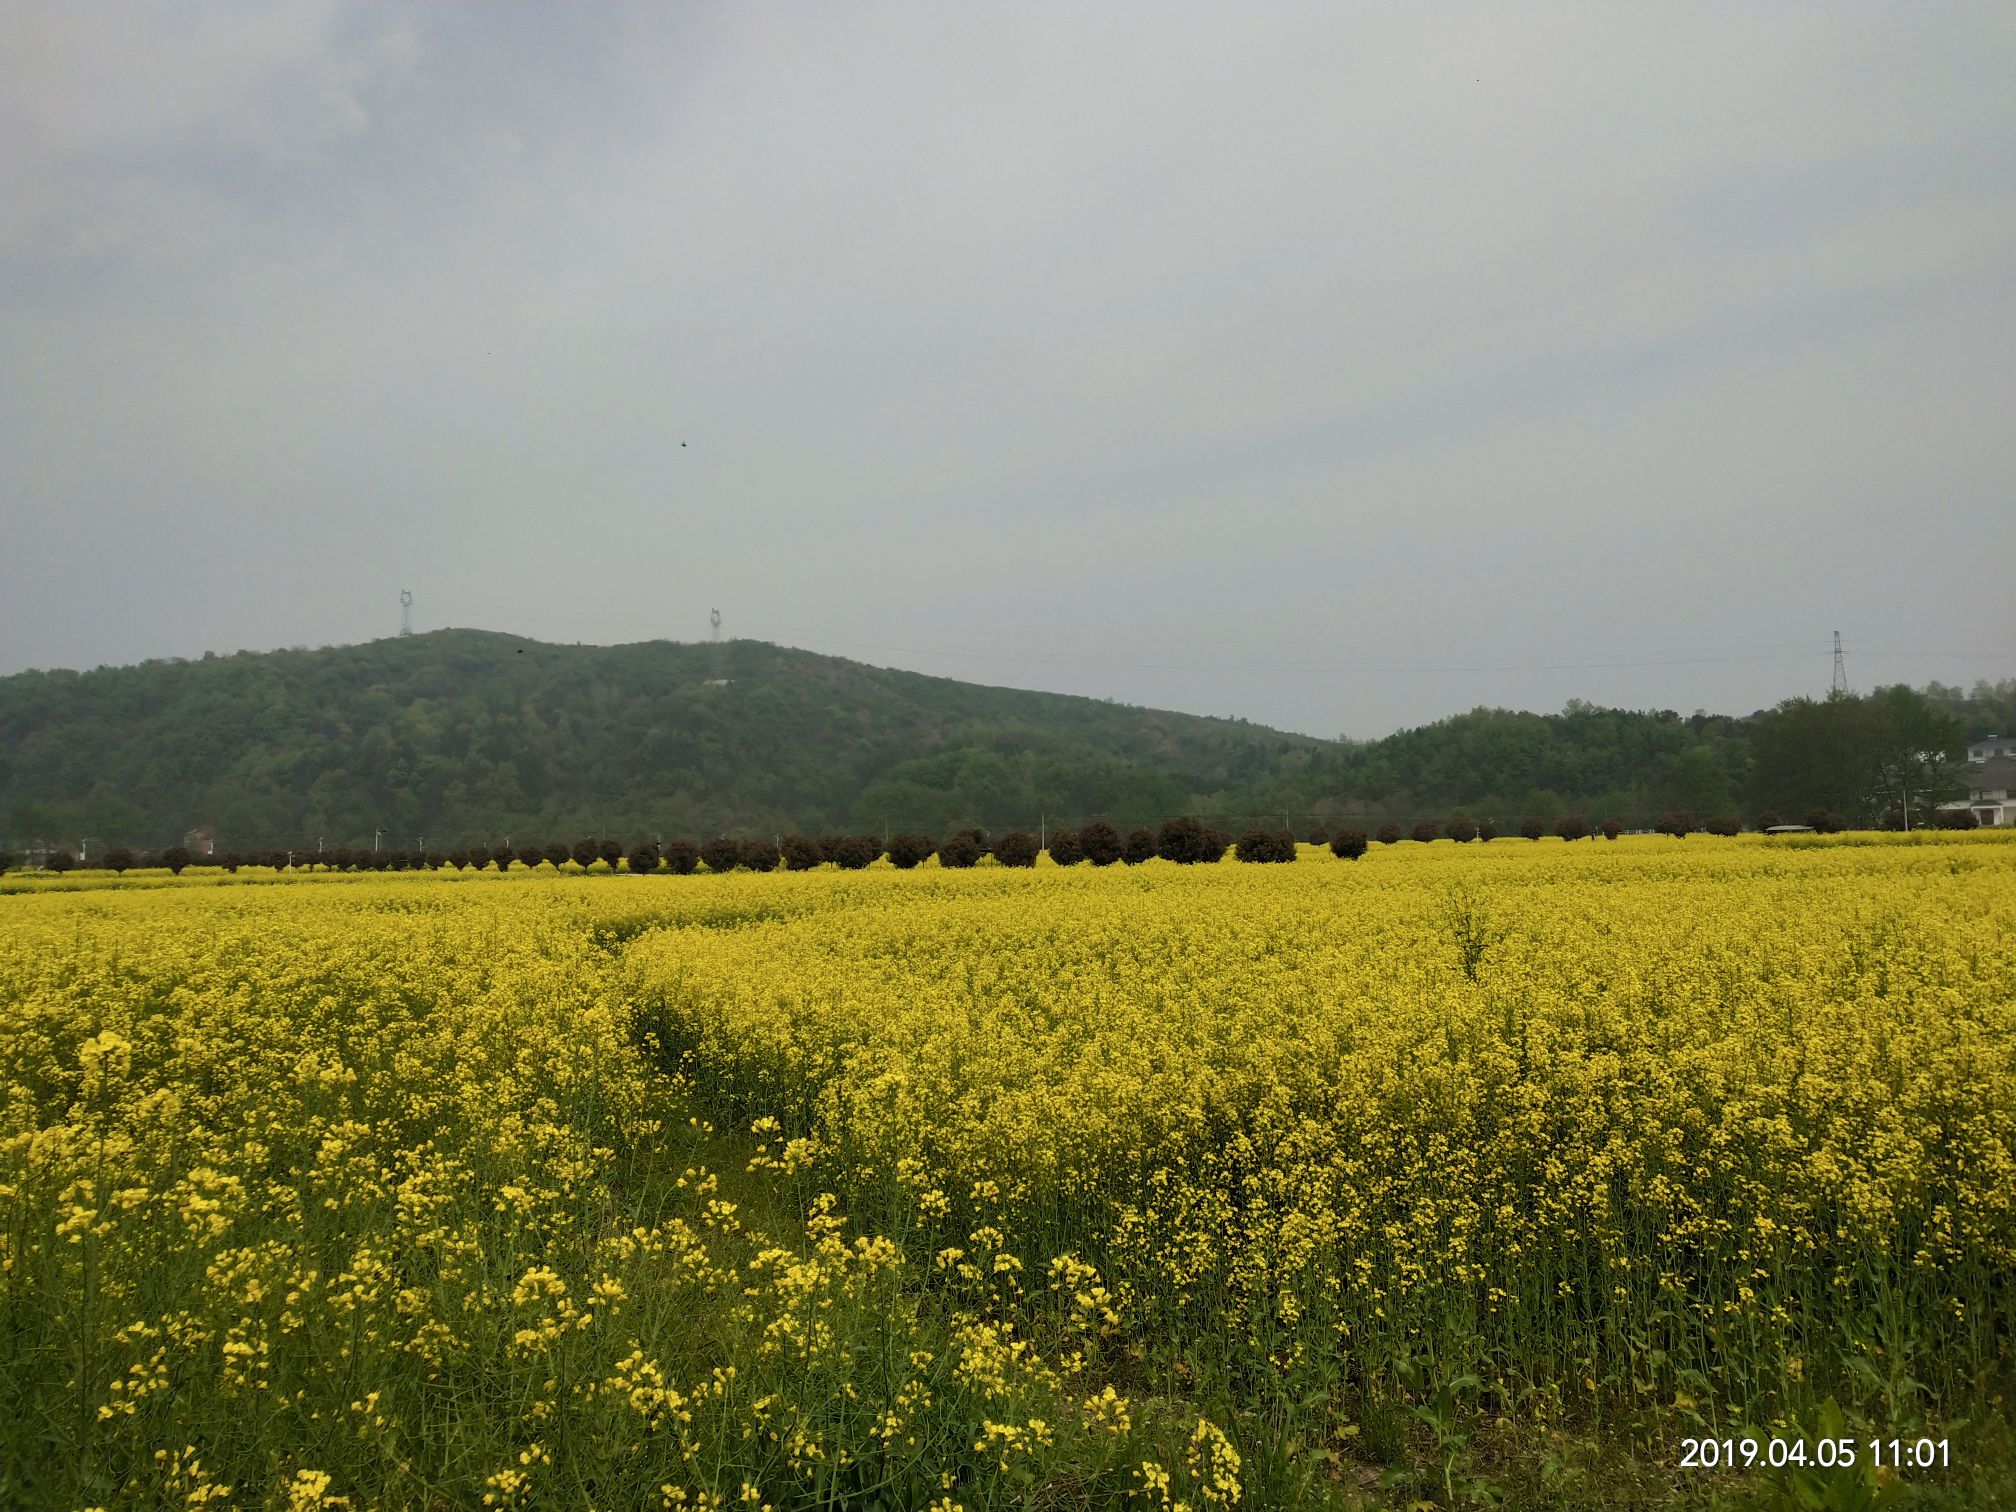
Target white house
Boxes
[1966,735,2016,763]
[1940,754,2016,828]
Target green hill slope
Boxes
[3,632,2002,849]
[0,631,1323,846]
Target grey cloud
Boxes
[2,2,2011,736]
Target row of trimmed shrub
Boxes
[17,805,1971,879]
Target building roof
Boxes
[1970,755,2016,791]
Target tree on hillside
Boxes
[1666,743,1736,820]
[1747,693,1874,825]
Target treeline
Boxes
[3,629,2006,847]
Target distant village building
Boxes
[183,825,216,856]
[1966,735,2016,763]
[1939,753,2016,828]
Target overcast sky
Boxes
[3,3,2012,738]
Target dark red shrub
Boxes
[1478,821,1498,841]
[699,837,741,873]
[1156,816,1215,864]
[992,831,1038,867]
[738,838,780,872]
[824,835,878,870]
[1600,819,1622,840]
[1375,823,1402,845]
[1046,830,1083,866]
[1122,828,1157,865]
[104,847,134,874]
[1448,819,1478,843]
[886,833,935,870]
[662,839,701,874]
[939,832,983,868]
[1330,828,1368,860]
[1235,827,1296,862]
[781,834,824,870]
[162,845,191,875]
[628,842,661,874]
[1519,817,1545,841]
[1411,821,1440,843]
[1555,815,1590,842]
[1704,815,1740,837]
[1079,820,1123,866]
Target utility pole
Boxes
[1831,630,1848,695]
[374,829,383,852]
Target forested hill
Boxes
[2,631,2008,848]
[0,631,1323,846]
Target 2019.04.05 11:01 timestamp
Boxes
[1680,1437,1950,1471]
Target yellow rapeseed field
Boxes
[4,833,2013,1508]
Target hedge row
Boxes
[16,805,1961,879]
